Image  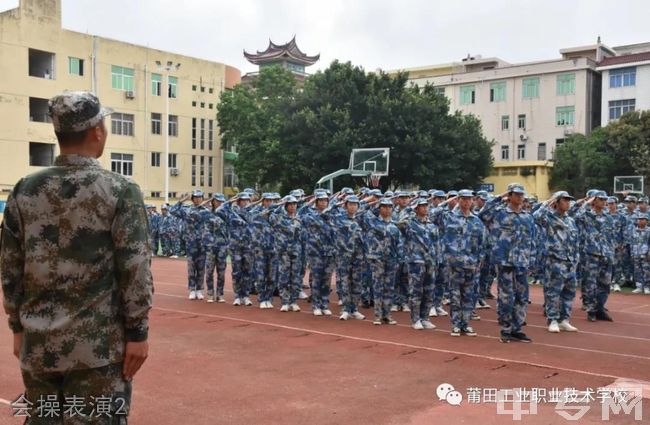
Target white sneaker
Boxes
[233,298,242,306]
[280,304,289,312]
[290,303,301,312]
[313,308,323,316]
[390,305,399,312]
[196,291,204,300]
[259,301,267,309]
[436,306,448,316]
[207,297,214,303]
[632,288,643,294]
[548,320,560,333]
[612,284,622,292]
[351,311,366,320]
[243,297,253,306]
[402,305,411,312]
[442,298,450,305]
[421,320,436,329]
[339,312,350,321]
[188,290,197,300]
[298,291,309,300]
[217,296,226,303]
[429,307,438,317]
[267,302,274,309]
[412,320,424,330]
[322,309,333,316]
[644,288,650,295]
[170,255,179,259]
[558,320,578,332]
[337,299,343,306]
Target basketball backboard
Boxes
[349,148,389,177]
[614,176,644,194]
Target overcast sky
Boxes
[3,0,649,74]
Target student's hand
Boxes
[123,341,149,380]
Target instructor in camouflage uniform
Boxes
[1,91,153,423]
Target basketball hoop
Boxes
[370,174,381,188]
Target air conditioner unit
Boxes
[564,128,574,136]
[170,168,180,176]
[125,90,135,99]
[520,134,529,142]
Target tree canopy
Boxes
[218,61,494,193]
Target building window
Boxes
[224,140,237,153]
[192,118,197,149]
[200,86,205,92]
[609,99,635,120]
[192,85,197,91]
[168,76,178,98]
[433,87,445,97]
[209,103,213,109]
[168,115,178,137]
[490,82,506,102]
[501,145,509,160]
[28,49,56,79]
[68,57,84,76]
[224,162,238,187]
[209,88,214,94]
[29,98,51,123]
[168,192,177,199]
[522,77,540,99]
[111,65,135,91]
[518,114,526,130]
[208,120,214,150]
[29,142,55,166]
[200,119,205,150]
[192,101,197,107]
[208,156,213,187]
[556,106,575,126]
[501,115,509,130]
[609,67,636,88]
[191,155,196,186]
[460,85,475,105]
[151,152,161,167]
[517,144,525,160]
[200,102,205,108]
[200,156,205,186]
[111,153,133,176]
[151,113,161,135]
[151,191,161,198]
[556,73,575,95]
[552,138,565,160]
[168,153,177,168]
[151,73,162,96]
[537,143,547,161]
[111,113,134,136]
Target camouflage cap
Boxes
[507,183,525,194]
[384,191,394,198]
[378,198,394,207]
[341,187,354,195]
[237,192,251,201]
[639,196,649,204]
[48,91,113,133]
[415,199,429,207]
[212,193,226,202]
[552,190,574,200]
[624,195,638,203]
[315,193,329,200]
[607,196,618,204]
[191,189,204,198]
[447,190,459,197]
[433,190,446,198]
[596,190,609,199]
[284,195,298,204]
[476,190,489,200]
[345,195,360,204]
[636,212,649,220]
[458,189,474,198]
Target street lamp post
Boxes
[156,60,181,204]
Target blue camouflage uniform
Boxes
[608,198,627,286]
[479,184,536,339]
[205,195,230,300]
[158,206,181,256]
[147,207,161,255]
[220,195,254,302]
[332,197,365,314]
[170,191,213,293]
[249,194,280,305]
[270,200,303,306]
[629,213,650,291]
[533,193,580,323]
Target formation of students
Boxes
[145,184,650,343]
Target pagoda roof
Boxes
[244,36,320,66]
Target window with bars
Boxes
[501,115,509,130]
[151,113,161,135]
[609,67,636,88]
[208,120,214,150]
[168,115,178,137]
[208,156,213,187]
[200,155,205,186]
[151,152,161,167]
[192,118,197,149]
[191,155,196,186]
[111,153,133,176]
[518,114,526,130]
[556,106,575,126]
[501,145,509,160]
[200,119,205,150]
[151,73,162,96]
[609,99,635,120]
[168,153,177,168]
[517,144,525,160]
[111,113,134,136]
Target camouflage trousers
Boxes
[448,266,478,329]
[205,245,228,297]
[186,243,207,291]
[543,258,577,322]
[393,262,410,308]
[369,259,398,319]
[334,267,343,302]
[432,263,447,308]
[337,258,363,314]
[254,248,278,303]
[159,231,180,257]
[360,260,374,304]
[408,262,435,323]
[620,246,634,285]
[309,255,335,310]
[278,252,302,305]
[478,257,495,300]
[496,265,529,334]
[230,245,253,299]
[633,257,650,290]
[20,363,130,424]
[582,255,612,314]
[611,246,625,284]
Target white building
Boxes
[597,43,650,125]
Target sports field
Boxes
[1,257,649,424]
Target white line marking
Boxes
[152,295,649,377]
[0,398,12,405]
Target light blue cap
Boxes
[507,183,525,194]
[191,189,204,198]
[379,198,394,206]
[458,189,474,198]
[345,195,360,204]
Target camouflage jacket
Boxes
[532,206,579,263]
[574,206,615,261]
[269,208,302,258]
[361,211,403,262]
[0,154,153,373]
[299,206,337,258]
[400,215,441,266]
[169,202,212,246]
[431,206,485,269]
[629,227,650,258]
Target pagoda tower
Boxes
[242,36,319,84]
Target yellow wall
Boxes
[483,161,553,200]
[0,0,241,212]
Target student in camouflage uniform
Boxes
[270,196,303,312]
[432,190,485,336]
[533,191,580,333]
[428,190,450,318]
[1,91,153,422]
[250,193,280,308]
[607,197,626,292]
[620,195,638,286]
[479,183,535,343]
[146,205,161,256]
[204,193,229,303]
[170,189,213,300]
[158,204,181,257]
[629,212,650,294]
[392,191,412,312]
[221,193,254,306]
